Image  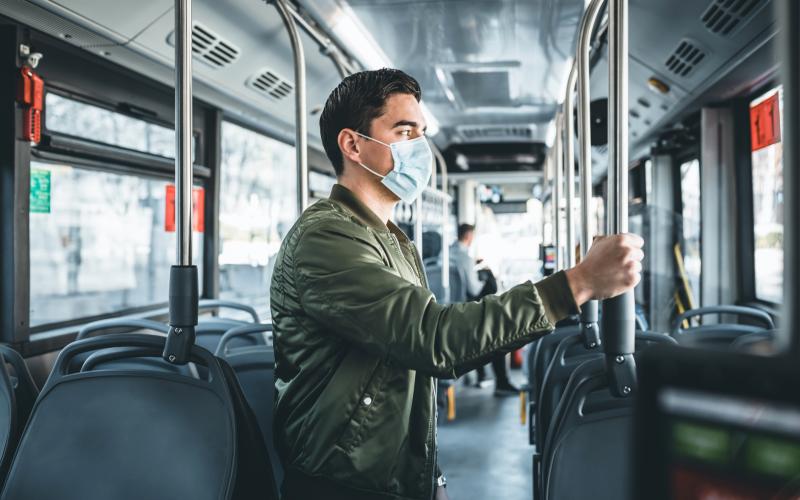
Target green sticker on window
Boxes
[30,169,51,214]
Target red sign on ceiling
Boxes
[750,92,781,152]
[165,185,205,233]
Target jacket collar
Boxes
[329,184,411,242]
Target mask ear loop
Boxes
[353,131,390,179]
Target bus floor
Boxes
[437,370,531,500]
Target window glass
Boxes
[751,86,784,303]
[680,158,702,307]
[45,93,184,158]
[29,161,204,327]
[219,121,297,318]
[309,171,336,200]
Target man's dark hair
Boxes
[320,69,422,175]
[457,224,475,241]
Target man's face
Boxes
[347,93,427,180]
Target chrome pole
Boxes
[603,0,636,398]
[553,112,564,270]
[274,0,309,212]
[578,0,605,259]
[431,144,450,301]
[564,63,577,269]
[175,0,193,266]
[576,0,606,350]
[283,2,356,78]
[163,0,199,364]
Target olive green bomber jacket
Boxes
[270,184,578,500]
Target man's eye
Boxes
[400,129,412,136]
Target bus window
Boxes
[679,158,701,305]
[45,93,183,158]
[29,162,204,327]
[218,121,297,316]
[750,86,784,304]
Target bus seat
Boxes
[0,334,278,500]
[0,347,22,489]
[539,334,677,500]
[215,324,281,485]
[526,324,580,446]
[671,305,775,348]
[194,318,256,353]
[424,264,467,304]
[536,332,676,454]
[73,319,192,376]
[0,346,38,440]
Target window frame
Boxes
[733,78,785,306]
[0,22,223,354]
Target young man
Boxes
[270,69,643,500]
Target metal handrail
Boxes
[553,112,564,271]
[563,63,578,269]
[576,0,607,350]
[601,0,636,398]
[273,0,309,212]
[163,0,199,364]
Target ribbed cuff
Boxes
[533,271,581,326]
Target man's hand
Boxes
[564,234,644,306]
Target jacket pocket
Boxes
[336,362,387,453]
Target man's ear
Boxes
[338,129,361,165]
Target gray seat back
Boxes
[1,334,238,500]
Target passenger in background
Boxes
[451,224,519,395]
[449,224,485,300]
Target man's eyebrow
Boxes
[392,120,425,130]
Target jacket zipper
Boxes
[390,232,437,499]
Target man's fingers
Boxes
[621,233,645,248]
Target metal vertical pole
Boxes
[779,0,799,355]
[577,0,606,349]
[564,64,577,269]
[432,145,450,302]
[163,0,199,364]
[273,0,309,212]
[602,0,636,397]
[553,112,563,270]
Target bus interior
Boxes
[0,0,798,499]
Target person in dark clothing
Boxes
[466,255,520,396]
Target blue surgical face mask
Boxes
[356,132,433,204]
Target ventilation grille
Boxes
[458,125,533,141]
[168,22,240,68]
[701,0,768,36]
[247,69,294,101]
[665,40,707,77]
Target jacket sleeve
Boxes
[293,219,579,379]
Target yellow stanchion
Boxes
[447,385,456,421]
[520,391,527,426]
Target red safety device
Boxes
[18,66,44,144]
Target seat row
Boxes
[526,304,776,499]
[0,299,281,500]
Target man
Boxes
[270,69,643,500]
[450,223,519,395]
[450,224,485,301]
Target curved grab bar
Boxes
[77,318,169,340]
[215,323,273,357]
[672,306,775,335]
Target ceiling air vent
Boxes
[168,22,240,68]
[457,125,534,141]
[247,69,294,101]
[701,0,768,36]
[665,40,707,78]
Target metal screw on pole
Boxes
[622,386,631,395]
[168,355,177,363]
[175,328,182,335]
[616,355,625,364]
